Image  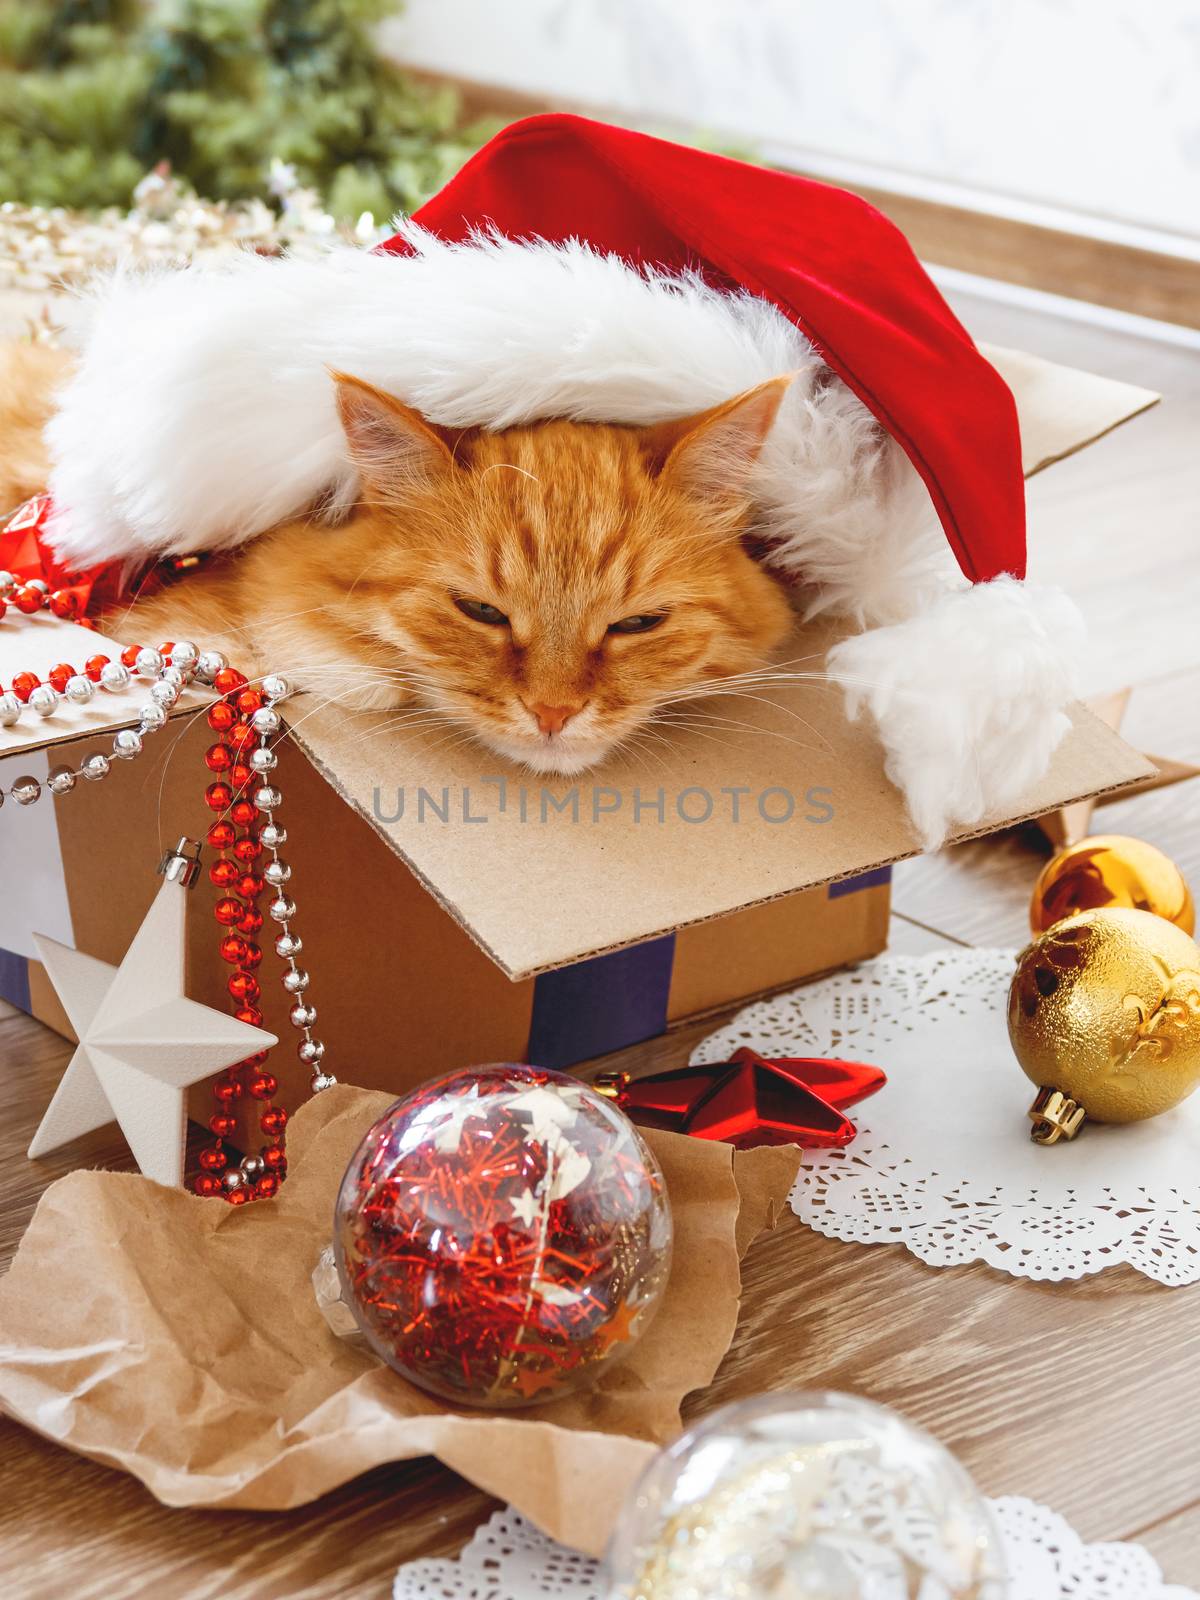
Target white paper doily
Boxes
[690,950,1200,1285]
[393,1498,1197,1599]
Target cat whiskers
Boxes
[656,668,834,752]
[651,708,827,757]
[655,662,828,708]
[655,657,892,757]
[335,699,477,752]
[617,729,676,779]
[655,648,885,705]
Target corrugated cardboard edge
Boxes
[284,712,1156,982]
[0,694,209,761]
[1024,393,1160,475]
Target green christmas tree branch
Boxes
[0,0,500,218]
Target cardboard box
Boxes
[0,342,1158,1125]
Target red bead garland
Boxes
[193,667,290,1203]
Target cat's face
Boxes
[324,374,795,773]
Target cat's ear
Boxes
[645,375,794,504]
[333,372,459,494]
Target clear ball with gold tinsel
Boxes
[605,1392,1003,1598]
[1009,907,1200,1143]
[1030,833,1195,936]
[334,1065,673,1407]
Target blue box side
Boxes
[526,933,676,1070]
[0,947,31,1013]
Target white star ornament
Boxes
[27,874,277,1187]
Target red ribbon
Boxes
[1,494,106,613]
[1,495,171,617]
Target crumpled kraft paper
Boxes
[0,1085,800,1556]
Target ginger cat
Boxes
[8,350,795,774]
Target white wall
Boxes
[384,0,1200,244]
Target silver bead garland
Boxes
[195,650,225,685]
[0,635,201,802]
[29,684,59,717]
[242,675,334,1104]
[99,660,130,692]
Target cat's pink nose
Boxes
[526,700,585,737]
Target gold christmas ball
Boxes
[1030,833,1194,936]
[1008,908,1200,1143]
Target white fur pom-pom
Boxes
[827,577,1084,850]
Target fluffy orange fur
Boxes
[0,341,74,511]
[9,344,795,773]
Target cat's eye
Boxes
[454,596,510,626]
[608,612,667,635]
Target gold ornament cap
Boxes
[1027,1087,1087,1145]
[590,1071,629,1102]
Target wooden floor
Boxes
[2,285,1200,1596]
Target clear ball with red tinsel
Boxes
[333,1064,674,1407]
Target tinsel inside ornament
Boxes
[1009,907,1200,1142]
[605,1392,1002,1598]
[334,1065,673,1408]
[1030,833,1195,935]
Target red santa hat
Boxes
[43,114,1080,846]
[396,112,1025,587]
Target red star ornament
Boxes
[595,1047,885,1150]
